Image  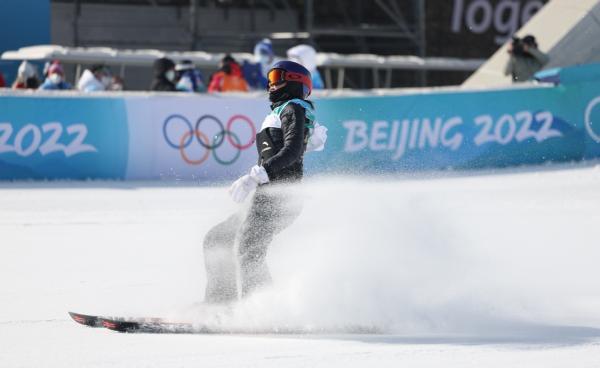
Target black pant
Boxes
[203,185,300,304]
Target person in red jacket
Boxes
[207,55,249,93]
[0,72,5,88]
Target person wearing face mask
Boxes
[202,60,327,304]
[242,38,277,90]
[39,63,72,91]
[175,60,206,93]
[109,75,125,91]
[77,64,112,92]
[207,55,249,93]
[151,57,177,92]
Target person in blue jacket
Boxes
[175,60,206,92]
[39,62,72,91]
[242,38,276,90]
[203,60,327,303]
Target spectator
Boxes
[39,62,72,90]
[151,57,176,91]
[175,60,205,92]
[287,44,324,90]
[0,72,5,88]
[12,61,40,89]
[505,35,549,83]
[77,64,112,92]
[207,55,249,93]
[42,60,57,80]
[110,75,125,91]
[242,38,276,90]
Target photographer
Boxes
[505,35,549,83]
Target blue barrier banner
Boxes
[0,96,129,179]
[571,65,600,159]
[307,69,600,174]
[0,63,599,181]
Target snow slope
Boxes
[1,165,600,367]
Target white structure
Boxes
[2,45,485,90]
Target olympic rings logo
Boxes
[163,114,256,165]
[585,96,600,144]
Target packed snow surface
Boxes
[2,165,600,367]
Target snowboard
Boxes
[69,311,206,333]
[69,311,382,334]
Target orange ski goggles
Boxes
[267,68,313,92]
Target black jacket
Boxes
[151,58,176,91]
[256,101,309,183]
[151,77,176,91]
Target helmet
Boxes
[268,60,312,98]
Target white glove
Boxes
[306,122,327,153]
[228,165,270,203]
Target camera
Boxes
[511,37,526,56]
[511,35,537,56]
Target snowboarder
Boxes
[203,60,327,304]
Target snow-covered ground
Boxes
[2,165,600,367]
